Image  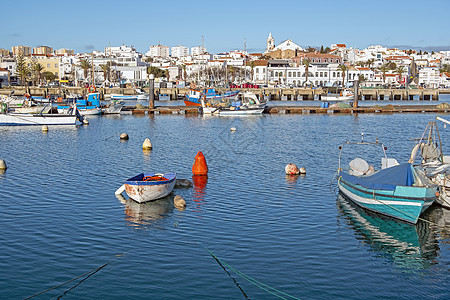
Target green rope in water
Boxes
[203,245,301,300]
[23,253,126,299]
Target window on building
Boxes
[55,63,58,68]
[324,72,327,77]
[288,72,291,77]
[333,72,336,77]
[320,72,323,77]
[256,68,259,73]
[47,64,50,67]
[337,72,340,77]
[275,72,278,77]
[315,72,318,77]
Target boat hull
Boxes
[0,113,79,126]
[219,108,264,116]
[124,172,177,203]
[58,106,101,115]
[338,177,436,224]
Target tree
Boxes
[78,58,92,83]
[15,54,30,86]
[31,61,44,86]
[386,61,397,70]
[147,66,168,78]
[367,58,376,69]
[378,64,389,84]
[320,45,324,53]
[396,66,406,85]
[306,46,316,53]
[302,58,310,86]
[100,64,111,82]
[42,71,56,82]
[338,64,348,87]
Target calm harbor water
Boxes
[1,106,450,299]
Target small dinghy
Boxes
[122,172,177,203]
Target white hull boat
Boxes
[0,110,82,126]
[123,172,177,203]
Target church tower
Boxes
[266,32,275,52]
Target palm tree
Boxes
[100,64,111,83]
[367,58,376,69]
[338,64,348,87]
[31,62,44,86]
[78,58,92,83]
[396,66,406,86]
[378,65,389,84]
[302,58,310,86]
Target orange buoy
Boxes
[192,151,208,175]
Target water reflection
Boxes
[116,194,172,228]
[192,175,207,211]
[336,194,439,270]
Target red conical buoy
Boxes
[192,151,208,175]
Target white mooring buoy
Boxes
[0,159,7,171]
[174,195,186,209]
[42,125,48,132]
[299,167,306,175]
[285,163,300,175]
[120,133,129,140]
[143,138,152,150]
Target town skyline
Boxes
[2,0,449,54]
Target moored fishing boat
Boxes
[337,139,438,224]
[0,105,83,126]
[184,86,239,106]
[409,118,450,209]
[123,172,177,203]
[321,88,354,102]
[57,92,101,115]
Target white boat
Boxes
[410,119,450,209]
[58,106,101,115]
[102,100,124,114]
[110,94,148,101]
[0,106,83,126]
[123,172,177,203]
[217,91,266,116]
[219,107,265,116]
[321,88,354,101]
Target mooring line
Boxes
[23,253,126,300]
[202,245,301,300]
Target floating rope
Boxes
[202,245,301,300]
[23,253,125,300]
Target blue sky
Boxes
[2,0,449,54]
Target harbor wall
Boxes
[0,87,445,101]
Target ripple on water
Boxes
[1,113,450,299]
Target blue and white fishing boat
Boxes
[337,139,437,224]
[57,92,101,115]
[184,86,239,106]
[121,172,177,203]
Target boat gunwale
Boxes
[125,172,176,186]
[338,176,436,202]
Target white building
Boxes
[0,67,10,86]
[171,46,189,58]
[191,46,207,56]
[147,44,170,58]
[104,45,139,58]
[252,62,355,87]
[419,67,440,88]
